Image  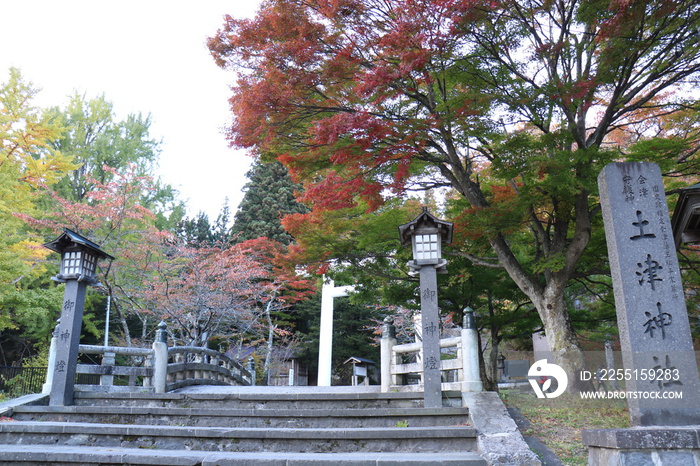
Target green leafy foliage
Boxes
[45,93,184,227]
[47,93,159,201]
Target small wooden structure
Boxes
[343,356,375,386]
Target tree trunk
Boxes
[479,189,594,393]
[114,300,132,348]
[263,298,276,385]
[487,337,500,391]
[483,236,593,392]
[534,290,593,393]
[485,291,500,391]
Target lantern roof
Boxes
[398,206,454,247]
[671,182,700,248]
[44,228,115,261]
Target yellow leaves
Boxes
[9,239,48,261]
[7,239,50,279]
[17,149,77,187]
[0,68,77,288]
[0,67,76,188]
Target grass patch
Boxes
[500,388,630,465]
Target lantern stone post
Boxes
[398,207,453,408]
[44,229,114,406]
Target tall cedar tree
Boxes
[177,201,234,247]
[209,0,700,391]
[178,211,218,246]
[231,160,307,245]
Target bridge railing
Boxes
[76,344,154,391]
[166,345,253,391]
[44,321,254,394]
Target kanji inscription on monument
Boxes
[599,162,700,426]
[419,265,443,408]
[398,207,453,408]
[50,279,89,406]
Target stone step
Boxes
[0,421,478,453]
[12,405,470,428]
[71,390,464,409]
[0,444,488,465]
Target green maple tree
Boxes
[45,92,184,229]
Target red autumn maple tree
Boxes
[23,166,314,353]
[235,237,315,375]
[19,165,171,346]
[143,243,264,347]
[142,236,313,356]
[210,0,700,390]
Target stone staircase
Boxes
[0,387,493,465]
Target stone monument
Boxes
[585,161,700,463]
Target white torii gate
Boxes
[317,277,355,386]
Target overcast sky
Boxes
[1,1,262,220]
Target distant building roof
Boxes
[343,356,376,365]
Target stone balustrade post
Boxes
[152,321,168,394]
[380,317,397,393]
[143,352,153,387]
[42,319,60,394]
[177,352,185,381]
[247,356,256,386]
[461,308,483,392]
[211,355,219,382]
[101,351,115,387]
[194,351,202,380]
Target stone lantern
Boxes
[399,206,453,274]
[671,182,700,248]
[44,229,114,405]
[398,207,453,407]
[45,228,113,284]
